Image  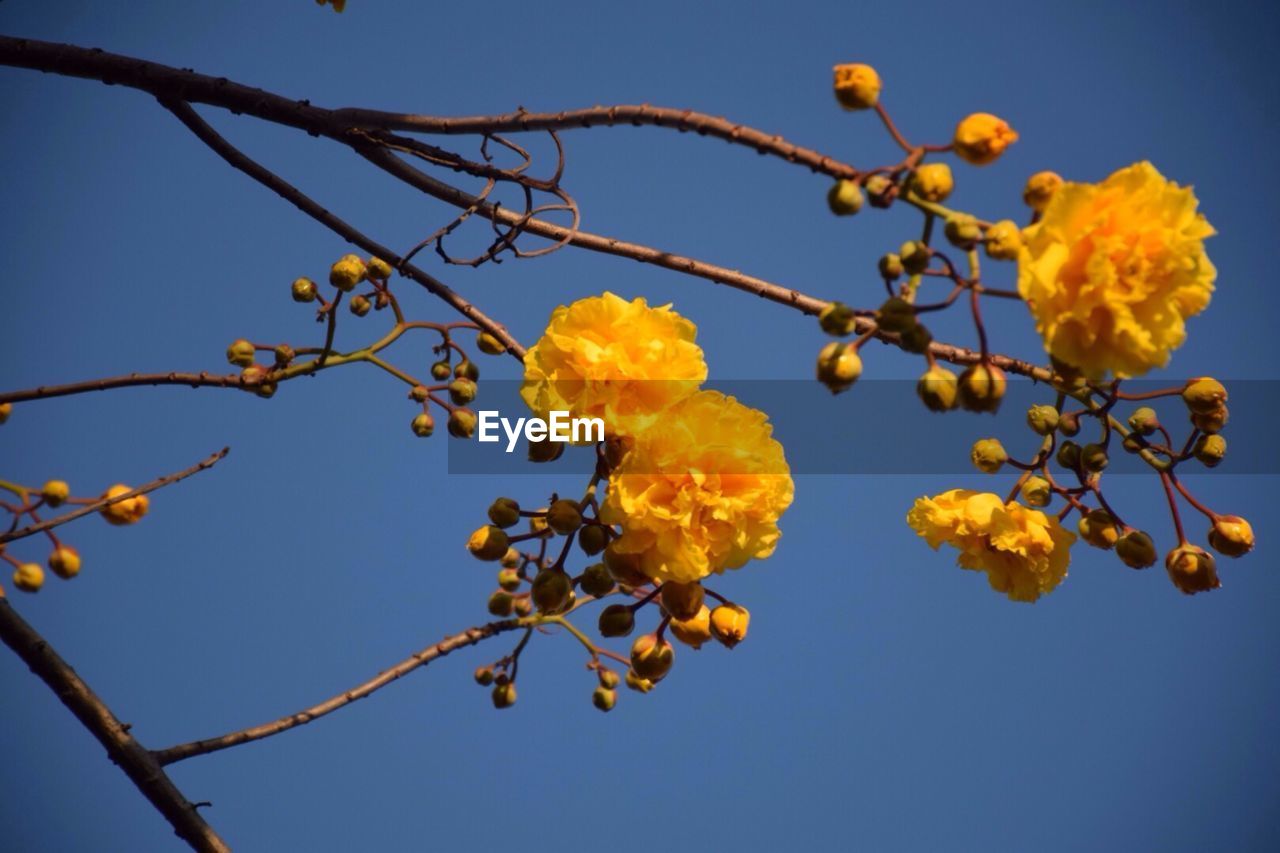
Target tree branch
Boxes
[0,599,231,852]
[1,448,230,545]
[0,371,255,406]
[152,617,526,766]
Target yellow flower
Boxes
[952,113,1018,166]
[521,292,707,439]
[100,485,149,526]
[601,391,793,584]
[833,63,881,110]
[1017,162,1216,379]
[907,489,1075,602]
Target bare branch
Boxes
[0,371,254,406]
[152,617,526,765]
[0,447,231,545]
[0,600,230,852]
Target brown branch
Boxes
[0,448,230,545]
[0,371,254,406]
[152,617,525,766]
[0,599,230,852]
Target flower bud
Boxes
[41,480,70,508]
[819,301,858,337]
[1026,405,1059,436]
[430,360,452,381]
[367,257,394,280]
[1057,412,1081,437]
[226,339,256,367]
[630,633,675,681]
[12,562,44,593]
[252,378,276,398]
[528,508,549,536]
[527,437,565,463]
[943,214,982,250]
[546,499,583,535]
[512,597,533,617]
[1193,434,1226,468]
[491,681,517,708]
[1208,516,1254,558]
[1081,443,1109,473]
[597,668,620,689]
[864,174,895,208]
[660,581,705,621]
[625,669,654,693]
[953,113,1018,166]
[957,363,1006,413]
[329,254,367,292]
[411,412,435,438]
[669,605,713,649]
[447,408,477,438]
[603,544,649,587]
[984,220,1022,261]
[898,242,930,276]
[48,546,81,580]
[899,323,933,355]
[878,253,904,280]
[448,378,477,405]
[487,497,520,528]
[467,525,510,561]
[910,163,954,203]
[1181,377,1227,413]
[1121,435,1144,454]
[1023,171,1064,212]
[497,568,521,592]
[1116,530,1157,569]
[500,547,522,569]
[291,277,318,303]
[578,562,615,598]
[100,485,149,526]
[1078,509,1119,550]
[1165,544,1219,595]
[487,590,515,616]
[592,685,618,712]
[969,438,1007,474]
[476,332,506,355]
[877,295,917,333]
[710,604,750,648]
[598,604,636,637]
[1056,440,1081,470]
[833,63,881,110]
[0,402,11,424]
[1190,405,1228,435]
[816,342,863,395]
[917,365,958,412]
[578,524,609,556]
[454,359,480,381]
[349,294,371,317]
[1127,407,1159,436]
[827,180,865,216]
[474,666,495,686]
[1020,476,1052,508]
[531,569,573,613]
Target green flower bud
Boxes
[578,524,609,556]
[349,294,372,317]
[957,363,1006,413]
[527,437,566,463]
[1181,377,1227,414]
[819,301,858,337]
[1056,440,1081,470]
[226,339,257,367]
[943,214,982,250]
[454,359,480,381]
[430,360,452,381]
[591,685,618,712]
[827,180,865,216]
[877,296,917,333]
[816,342,863,395]
[598,604,636,637]
[917,365,958,412]
[491,681,517,709]
[411,412,435,438]
[500,547,522,569]
[546,499,583,535]
[497,568,521,592]
[1208,515,1254,558]
[598,668,620,690]
[899,323,933,354]
[1121,434,1144,454]
[467,525,510,561]
[603,544,649,587]
[1116,530,1157,570]
[273,345,296,367]
[448,378,477,405]
[291,277,318,303]
[865,174,895,208]
[367,257,394,280]
[531,569,573,613]
[899,241,930,275]
[1020,476,1052,508]
[1078,509,1119,550]
[512,597,533,617]
[487,590,515,616]
[984,219,1022,260]
[1026,404,1059,436]
[1193,434,1226,468]
[1081,443,1109,473]
[447,408,477,438]
[474,666,495,686]
[254,381,278,400]
[488,497,521,528]
[476,332,506,355]
[630,633,675,682]
[1127,407,1160,436]
[329,254,367,292]
[660,581,705,621]
[1057,412,1081,437]
[528,508,549,536]
[625,669,654,693]
[578,562,615,598]
[878,253,904,280]
[970,438,1008,474]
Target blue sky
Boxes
[1,1,1278,850]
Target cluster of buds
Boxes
[0,472,149,596]
[464,475,751,711]
[966,376,1252,594]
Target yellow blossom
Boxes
[100,485,149,526]
[907,489,1075,602]
[833,63,881,110]
[601,391,793,584]
[1017,161,1216,379]
[521,292,707,439]
[953,113,1018,166]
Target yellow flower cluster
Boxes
[520,292,708,439]
[1017,161,1216,379]
[907,489,1075,602]
[601,391,793,584]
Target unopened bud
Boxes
[454,359,480,381]
[1078,509,1119,550]
[578,524,609,556]
[970,438,1007,474]
[367,257,394,280]
[598,604,636,637]
[630,633,675,681]
[625,669,655,693]
[487,590,515,616]
[1020,476,1052,508]
[578,562,615,598]
[816,342,863,395]
[1116,530,1157,569]
[899,323,933,354]
[531,569,573,613]
[1208,515,1254,558]
[1026,405,1059,436]
[877,296,917,333]
[669,605,713,649]
[1193,434,1226,468]
[1127,407,1160,436]
[984,220,1022,260]
[448,378,477,405]
[12,562,44,593]
[329,254,367,292]
[1165,544,1219,595]
[957,363,1006,413]
[291,277,318,303]
[411,412,435,438]
[1056,440,1081,470]
[226,339,257,367]
[710,604,750,648]
[917,365,958,412]
[430,360,452,381]
[878,253,904,280]
[1181,377,1227,413]
[487,497,520,528]
[476,332,506,355]
[819,301,858,336]
[1081,443,1109,473]
[41,480,70,508]
[944,214,981,250]
[497,568,521,592]
[48,546,81,580]
[447,408,477,438]
[1023,171,1063,212]
[660,581,705,621]
[591,686,618,712]
[1190,405,1228,435]
[832,62,881,110]
[899,242,930,276]
[827,180,865,216]
[546,499,583,535]
[910,162,954,203]
[474,666,495,686]
[467,525,510,561]
[603,544,649,587]
[491,681,517,708]
[865,174,895,208]
[349,294,371,317]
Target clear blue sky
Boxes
[2,1,1278,850]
